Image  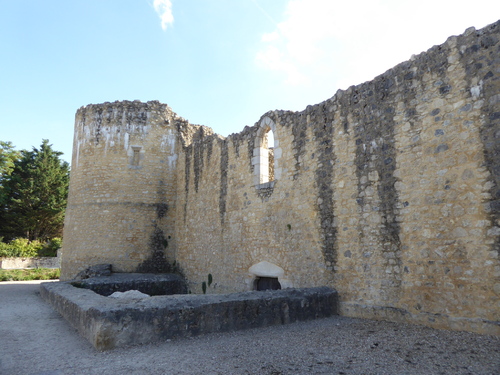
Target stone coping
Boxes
[40,278,338,350]
[0,256,60,269]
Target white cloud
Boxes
[256,45,308,85]
[261,31,280,43]
[153,0,174,31]
[255,0,386,88]
[256,0,500,92]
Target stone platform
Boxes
[40,274,338,350]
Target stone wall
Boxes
[174,22,499,334]
[60,101,181,279]
[41,281,338,350]
[61,21,499,334]
[0,256,60,269]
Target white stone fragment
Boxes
[109,290,150,299]
[470,81,483,99]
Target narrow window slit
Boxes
[131,146,141,166]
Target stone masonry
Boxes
[61,21,500,335]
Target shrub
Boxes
[0,237,61,258]
[37,238,62,257]
[0,238,40,257]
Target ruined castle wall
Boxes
[329,23,500,333]
[176,120,331,294]
[60,101,179,280]
[60,21,499,334]
[175,22,500,334]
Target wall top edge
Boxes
[77,100,172,114]
[75,19,500,145]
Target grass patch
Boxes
[0,268,60,282]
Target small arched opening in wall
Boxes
[253,116,282,188]
[247,261,291,291]
[254,276,281,291]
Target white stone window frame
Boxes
[128,145,144,169]
[252,116,282,188]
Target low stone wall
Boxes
[70,273,187,296]
[0,257,60,270]
[40,279,338,350]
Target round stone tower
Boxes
[60,101,179,280]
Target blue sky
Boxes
[1,0,498,163]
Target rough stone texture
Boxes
[70,272,187,296]
[74,264,112,280]
[60,101,182,278]
[60,21,500,335]
[0,256,60,269]
[40,281,338,350]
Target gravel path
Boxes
[1,281,499,375]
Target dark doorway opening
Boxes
[254,277,281,291]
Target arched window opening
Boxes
[253,116,281,188]
[263,128,275,183]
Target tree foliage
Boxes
[0,237,61,257]
[0,141,20,175]
[0,141,21,206]
[0,140,69,241]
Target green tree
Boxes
[0,141,20,176]
[0,141,21,206]
[0,140,69,241]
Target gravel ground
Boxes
[1,281,499,375]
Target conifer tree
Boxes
[0,140,69,241]
[0,141,20,176]
[0,141,21,207]
[0,141,21,229]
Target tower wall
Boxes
[60,101,179,280]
